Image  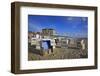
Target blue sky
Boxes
[28,15,88,38]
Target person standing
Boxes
[41,41,49,56]
[81,39,85,50]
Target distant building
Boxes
[28,32,33,44]
[28,28,87,50]
[28,32,33,38]
[42,28,56,36]
[28,32,42,49]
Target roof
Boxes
[42,28,54,30]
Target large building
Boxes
[42,28,56,36]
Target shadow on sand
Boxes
[29,45,43,56]
[68,47,79,49]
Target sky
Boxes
[28,15,88,38]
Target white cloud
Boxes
[82,17,87,21]
[67,17,73,20]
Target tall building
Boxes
[42,28,56,36]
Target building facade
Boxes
[42,28,56,36]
